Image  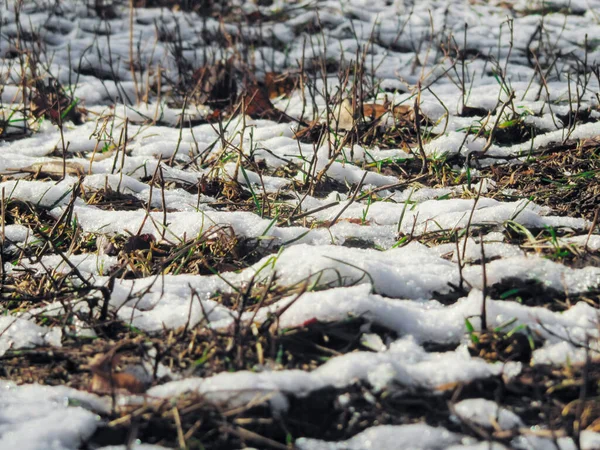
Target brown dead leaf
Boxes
[192,60,237,109]
[587,417,600,432]
[7,161,86,178]
[361,103,387,121]
[435,382,460,391]
[322,218,370,227]
[343,218,370,225]
[508,168,534,185]
[89,370,147,395]
[354,102,413,124]
[265,72,300,99]
[239,84,292,123]
[391,104,412,119]
[84,350,147,394]
[294,121,327,144]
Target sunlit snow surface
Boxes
[1,0,600,448]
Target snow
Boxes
[0,0,599,447]
[299,195,588,236]
[463,256,600,294]
[198,284,597,352]
[97,446,171,450]
[447,444,507,450]
[0,382,108,450]
[453,398,523,430]
[0,316,62,357]
[512,432,600,450]
[295,424,462,450]
[0,178,80,208]
[5,253,119,276]
[0,407,98,450]
[148,336,520,411]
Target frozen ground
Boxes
[0,0,599,449]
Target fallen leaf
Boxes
[192,60,237,109]
[435,382,460,391]
[331,98,355,130]
[84,350,147,394]
[294,121,327,143]
[239,84,292,123]
[320,217,371,227]
[6,161,86,178]
[301,318,319,327]
[361,103,387,121]
[357,103,412,123]
[390,104,413,122]
[90,370,147,395]
[264,72,300,99]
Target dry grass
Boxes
[0,0,599,448]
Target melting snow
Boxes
[1,0,599,448]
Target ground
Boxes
[0,0,600,449]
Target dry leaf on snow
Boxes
[5,161,86,178]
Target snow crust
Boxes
[148,336,520,410]
[0,316,62,357]
[295,424,462,450]
[454,398,523,430]
[1,0,599,448]
[0,382,108,450]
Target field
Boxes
[1,0,600,449]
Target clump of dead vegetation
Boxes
[1,0,600,448]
